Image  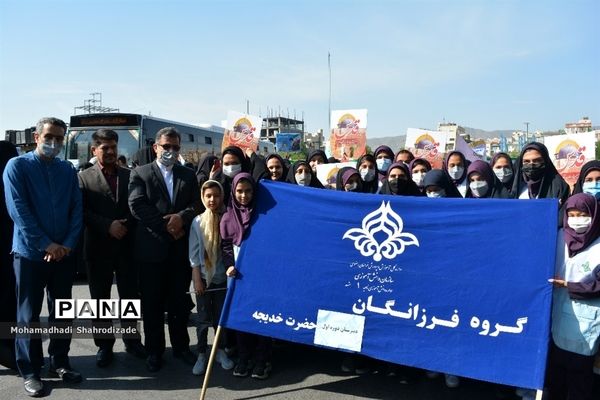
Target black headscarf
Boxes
[395,149,415,164]
[306,149,328,165]
[0,141,18,255]
[222,146,251,173]
[335,167,362,192]
[374,145,395,182]
[213,146,253,205]
[196,153,218,187]
[489,152,515,193]
[0,141,18,370]
[355,154,378,193]
[422,169,462,198]
[572,160,600,196]
[379,162,423,196]
[465,160,511,199]
[408,158,432,193]
[265,153,288,182]
[444,151,470,185]
[286,160,324,188]
[511,142,569,203]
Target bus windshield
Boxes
[66,128,140,166]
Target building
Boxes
[260,115,304,145]
[304,129,324,150]
[565,117,592,135]
[5,126,36,146]
[437,122,468,151]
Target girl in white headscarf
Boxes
[189,180,234,375]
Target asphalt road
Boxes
[1,280,598,400]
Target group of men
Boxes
[2,117,201,397]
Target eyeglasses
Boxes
[157,144,181,152]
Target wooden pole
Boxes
[199,325,224,400]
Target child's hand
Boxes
[226,266,237,277]
[548,278,567,288]
[193,278,205,295]
[192,267,205,295]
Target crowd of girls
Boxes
[188,142,600,399]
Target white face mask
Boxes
[412,172,426,186]
[448,166,464,180]
[360,168,376,182]
[469,181,489,198]
[38,140,63,159]
[159,150,178,167]
[295,173,310,186]
[376,158,392,172]
[426,189,446,198]
[493,167,513,183]
[222,163,242,178]
[345,182,358,192]
[567,216,592,233]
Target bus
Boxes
[64,113,224,167]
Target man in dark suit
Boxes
[78,129,146,368]
[128,127,200,372]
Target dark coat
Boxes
[78,163,135,261]
[128,162,200,262]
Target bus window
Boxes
[67,128,140,165]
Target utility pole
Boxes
[74,92,119,114]
[328,52,332,133]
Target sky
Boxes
[0,0,598,138]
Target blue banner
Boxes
[221,180,558,389]
[275,132,302,152]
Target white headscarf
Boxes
[199,180,224,286]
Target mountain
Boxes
[366,135,406,152]
[463,127,514,140]
[365,126,565,150]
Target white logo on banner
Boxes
[343,201,419,261]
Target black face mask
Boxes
[522,163,545,180]
[389,178,407,194]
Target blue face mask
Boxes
[376,158,392,172]
[583,181,600,199]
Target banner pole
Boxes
[199,325,223,400]
[535,389,543,400]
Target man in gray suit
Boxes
[79,129,146,367]
[128,127,200,372]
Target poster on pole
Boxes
[329,109,367,162]
[221,111,262,153]
[455,134,483,163]
[470,139,487,160]
[405,128,448,169]
[276,132,302,153]
[543,132,597,187]
[316,162,357,189]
